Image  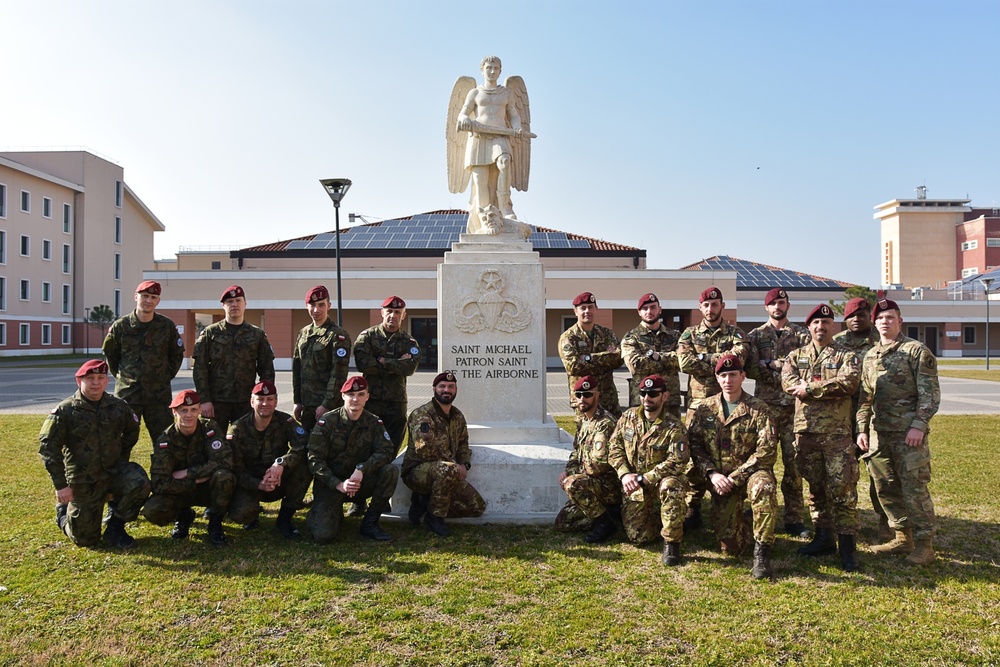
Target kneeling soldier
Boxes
[142,390,235,546]
[227,380,311,539]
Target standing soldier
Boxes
[554,375,621,543]
[781,304,861,572]
[292,285,352,433]
[103,280,185,442]
[193,285,275,434]
[141,389,235,546]
[621,292,682,419]
[558,291,623,419]
[745,287,811,538]
[608,375,689,566]
[677,286,749,529]
[227,381,312,539]
[857,298,941,565]
[39,360,150,549]
[402,371,486,537]
[688,355,778,580]
[307,376,399,543]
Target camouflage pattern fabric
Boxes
[745,322,810,407]
[307,407,397,495]
[558,323,623,419]
[677,321,749,405]
[292,318,353,416]
[353,324,420,405]
[306,463,399,544]
[555,406,620,530]
[192,321,275,405]
[781,342,861,436]
[865,430,936,539]
[621,323,681,414]
[795,433,859,534]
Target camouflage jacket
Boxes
[39,391,141,489]
[308,408,395,490]
[558,322,623,415]
[353,324,419,404]
[621,323,681,409]
[678,322,749,402]
[745,321,810,407]
[149,417,232,495]
[857,334,940,435]
[292,318,353,409]
[608,408,690,485]
[833,328,879,357]
[103,311,185,406]
[687,393,777,487]
[227,410,308,492]
[192,321,275,404]
[781,342,860,436]
[402,400,471,477]
[565,406,617,480]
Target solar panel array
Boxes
[285,212,591,251]
[692,256,844,289]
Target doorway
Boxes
[410,317,438,370]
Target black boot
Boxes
[752,541,773,580]
[171,507,195,540]
[584,511,617,543]
[424,512,451,537]
[662,542,682,566]
[408,493,428,526]
[55,504,68,530]
[783,522,811,539]
[103,516,137,549]
[359,504,392,541]
[683,503,703,532]
[206,512,227,546]
[242,518,259,531]
[275,506,301,540]
[798,527,836,557]
[838,534,859,572]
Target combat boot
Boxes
[662,542,682,566]
[206,512,228,546]
[875,515,893,544]
[242,518,259,531]
[424,512,451,537]
[359,504,392,541]
[584,511,617,544]
[346,499,368,518]
[798,527,837,557]
[751,541,773,580]
[783,522,812,539]
[838,534,859,572]
[408,493,428,526]
[871,528,914,555]
[906,538,936,565]
[103,516,137,550]
[275,506,301,539]
[55,504,68,531]
[171,507,195,540]
[683,503,703,532]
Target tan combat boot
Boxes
[876,516,893,544]
[870,528,914,555]
[906,538,936,565]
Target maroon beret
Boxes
[305,285,329,304]
[75,359,108,377]
[764,288,787,305]
[573,292,597,307]
[252,380,277,396]
[169,389,201,409]
[433,371,457,386]
[341,376,369,393]
[220,285,245,302]
[872,298,900,320]
[699,286,723,303]
[715,354,744,374]
[136,280,162,295]
[382,295,406,309]
[573,375,598,392]
[844,297,872,320]
[806,303,836,324]
[637,293,659,309]
[639,375,667,392]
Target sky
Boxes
[3,0,998,288]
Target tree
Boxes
[87,304,116,327]
[828,286,877,316]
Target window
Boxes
[114,253,122,280]
[115,181,123,208]
[43,197,52,218]
[42,239,52,260]
[62,284,71,314]
[964,326,976,345]
[20,279,29,301]
[962,267,980,278]
[42,282,51,303]
[0,276,5,310]
[61,324,71,345]
[0,322,6,345]
[0,183,6,217]
[41,324,51,346]
[114,289,121,317]
[19,323,29,345]
[961,240,979,251]
[20,235,29,257]
[988,238,1000,248]
[62,244,71,274]
[20,190,30,213]
[114,217,122,244]
[211,261,221,270]
[62,203,71,233]
[0,230,5,263]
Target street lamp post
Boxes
[982,277,995,371]
[84,307,91,354]
[319,178,352,327]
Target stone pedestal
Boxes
[389,234,572,522]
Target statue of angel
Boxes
[447,56,535,236]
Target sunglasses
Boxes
[639,389,663,397]
[574,391,595,399]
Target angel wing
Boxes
[447,75,477,194]
[505,75,531,192]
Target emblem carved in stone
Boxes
[453,269,531,334]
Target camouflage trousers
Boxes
[865,430,935,540]
[709,470,777,556]
[621,474,688,544]
[554,471,621,531]
[365,400,407,454]
[62,463,151,547]
[228,463,313,524]
[795,433,859,534]
[142,469,236,525]
[211,401,252,437]
[403,461,486,519]
[766,403,806,525]
[129,402,173,445]
[684,403,708,507]
[306,463,399,544]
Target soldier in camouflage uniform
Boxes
[402,371,485,537]
[677,286,749,530]
[558,292,623,420]
[141,389,235,546]
[744,287,811,538]
[102,280,185,442]
[227,381,311,540]
[621,293,681,419]
[688,355,778,580]
[292,285,353,433]
[555,375,621,543]
[781,304,861,571]
[192,284,276,434]
[857,298,941,565]
[39,360,150,549]
[307,376,399,543]
[608,375,690,566]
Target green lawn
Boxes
[939,369,1000,382]
[2,414,998,666]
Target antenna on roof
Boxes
[916,185,927,200]
[992,201,998,217]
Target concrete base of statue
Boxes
[386,233,573,523]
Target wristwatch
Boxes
[274,457,285,467]
[355,463,365,472]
